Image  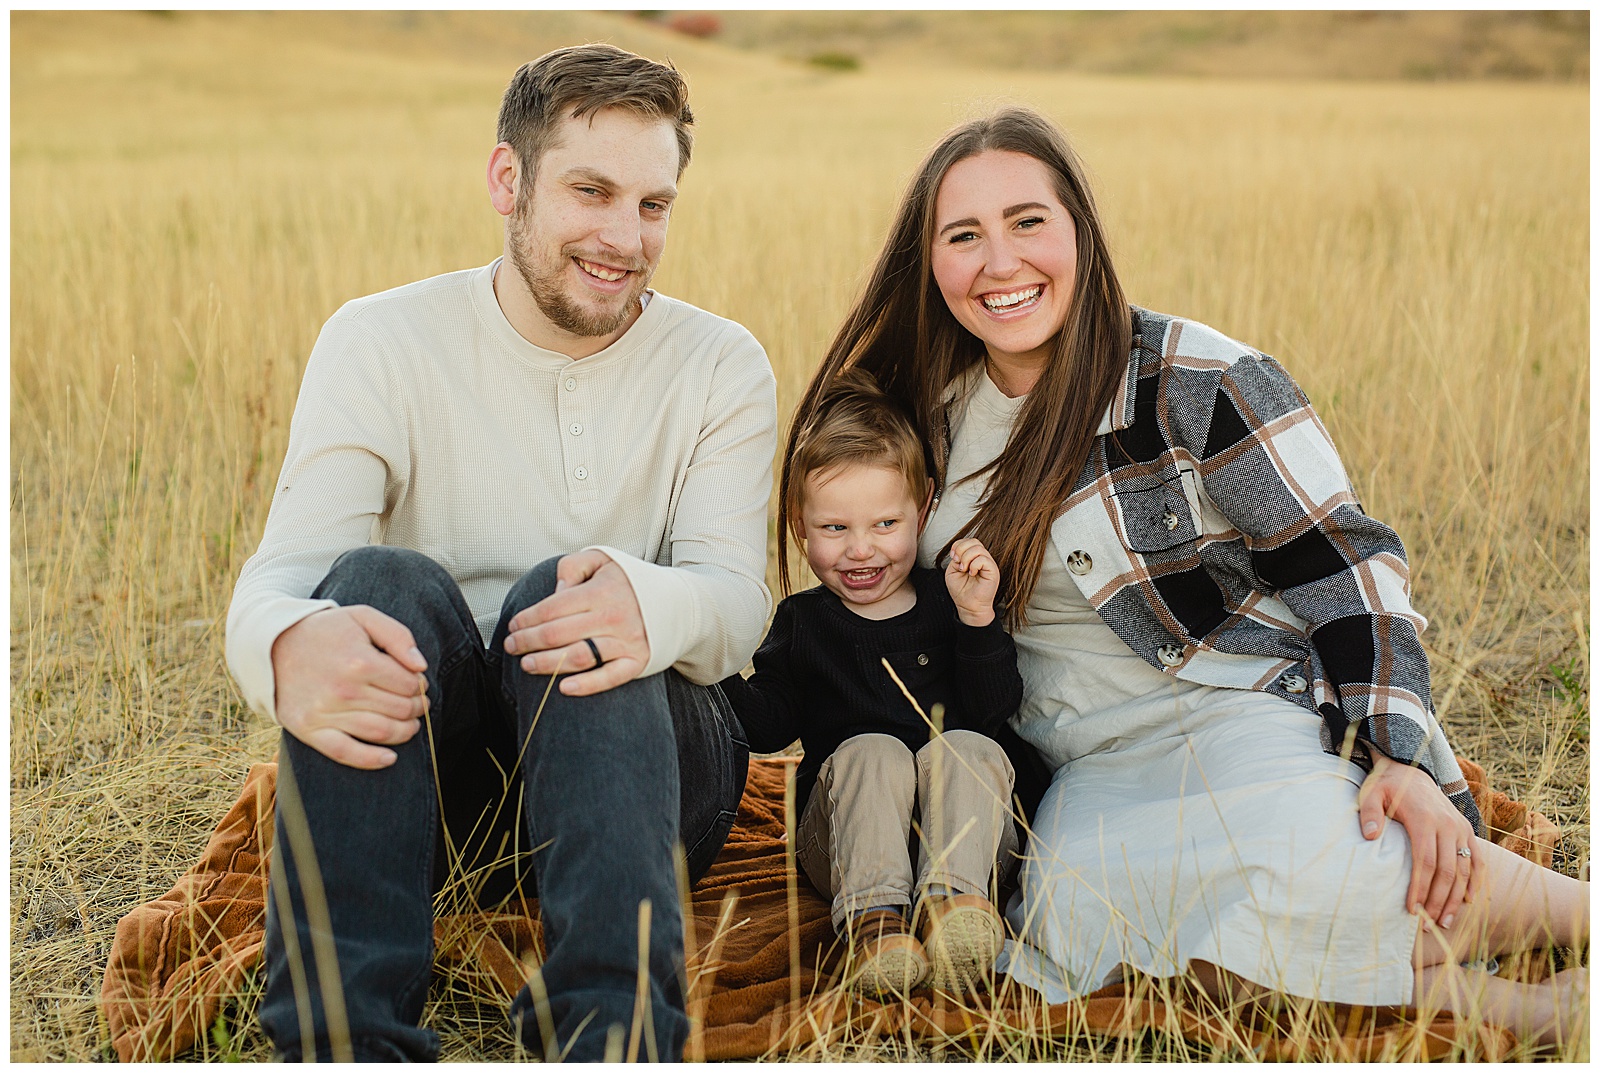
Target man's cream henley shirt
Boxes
[225,260,777,722]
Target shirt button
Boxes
[569,422,583,436]
[564,377,577,392]
[574,465,588,481]
[1281,673,1308,694]
[1066,550,1093,575]
[1156,643,1184,667]
[916,653,929,666]
[1163,509,1180,531]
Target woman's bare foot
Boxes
[1537,966,1589,1049]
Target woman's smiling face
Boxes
[930,150,1079,372]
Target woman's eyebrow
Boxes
[937,202,1053,237]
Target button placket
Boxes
[558,371,596,502]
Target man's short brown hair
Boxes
[497,43,694,182]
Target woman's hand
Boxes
[945,537,1000,626]
[1356,752,1480,929]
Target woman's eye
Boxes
[947,231,977,245]
[1016,216,1045,230]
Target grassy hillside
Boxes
[11,9,1589,1062]
[706,10,1589,81]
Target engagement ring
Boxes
[1457,846,1472,859]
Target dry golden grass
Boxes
[10,10,1588,1063]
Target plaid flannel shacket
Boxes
[949,306,1481,834]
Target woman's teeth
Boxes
[981,285,1041,311]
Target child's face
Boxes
[798,463,923,617]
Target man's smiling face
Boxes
[507,106,680,346]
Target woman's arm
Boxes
[1178,342,1482,923]
[1189,351,1463,795]
[716,599,804,754]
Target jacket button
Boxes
[1066,550,1093,575]
[916,653,929,666]
[1157,643,1184,667]
[1163,509,1180,531]
[1281,673,1308,694]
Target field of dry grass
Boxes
[10,10,1588,1062]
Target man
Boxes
[225,44,775,1061]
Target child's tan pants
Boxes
[794,730,1019,932]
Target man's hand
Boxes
[1357,751,1481,929]
[503,550,650,696]
[272,606,430,770]
[944,537,1000,627]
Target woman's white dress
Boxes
[919,370,1417,1006]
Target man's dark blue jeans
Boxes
[259,546,750,1061]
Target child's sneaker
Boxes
[915,893,1005,992]
[845,908,929,995]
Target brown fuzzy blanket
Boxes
[101,756,1558,1062]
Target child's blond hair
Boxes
[780,367,931,596]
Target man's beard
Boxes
[508,210,649,339]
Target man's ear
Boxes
[487,143,520,218]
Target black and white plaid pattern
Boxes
[955,307,1480,833]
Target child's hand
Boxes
[945,537,1000,627]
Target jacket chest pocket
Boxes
[880,643,957,728]
[1110,473,1200,554]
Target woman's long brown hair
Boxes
[779,108,1132,628]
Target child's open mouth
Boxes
[840,566,885,589]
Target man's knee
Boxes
[314,546,477,655]
[498,555,565,625]
[317,545,454,607]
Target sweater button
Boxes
[564,377,577,391]
[1281,673,1308,694]
[916,653,929,666]
[1156,643,1184,667]
[1163,509,1180,531]
[574,465,589,481]
[1066,550,1093,575]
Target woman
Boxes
[783,107,1587,1042]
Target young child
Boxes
[719,370,1028,995]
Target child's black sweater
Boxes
[719,567,1052,820]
